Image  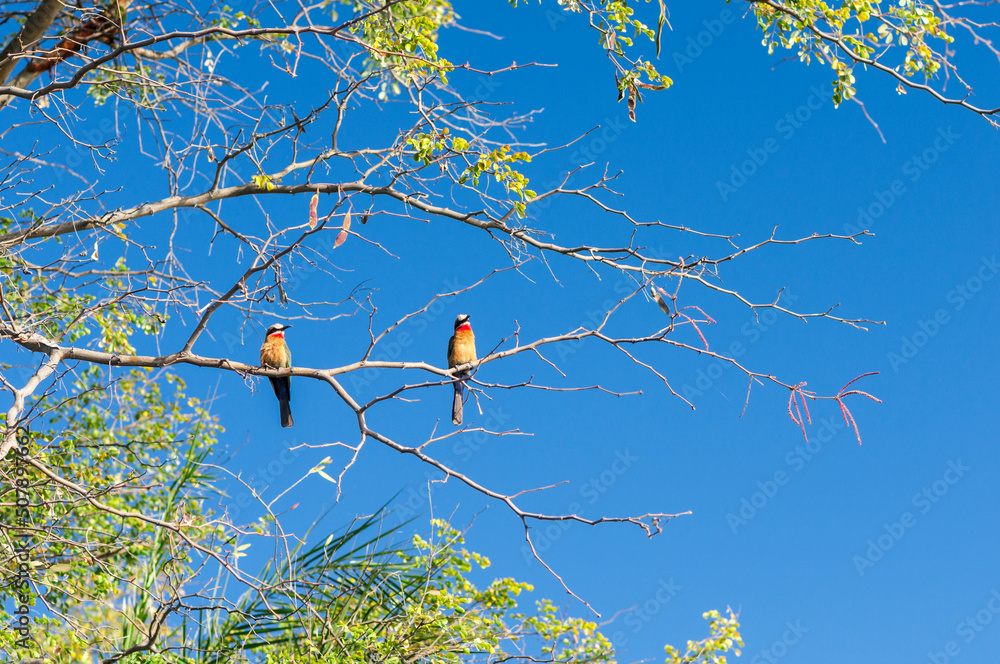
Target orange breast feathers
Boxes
[449,327,477,367]
[260,335,291,368]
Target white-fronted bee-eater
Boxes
[260,323,294,428]
[447,314,477,426]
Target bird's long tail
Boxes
[279,396,294,428]
[271,377,294,428]
[452,377,466,426]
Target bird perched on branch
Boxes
[260,323,294,428]
[447,314,477,426]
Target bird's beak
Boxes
[284,325,293,330]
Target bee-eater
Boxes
[260,323,294,428]
[447,314,477,426]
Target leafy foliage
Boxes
[664,609,743,664]
[0,263,735,662]
[1,0,992,660]
[749,0,955,105]
[350,0,458,98]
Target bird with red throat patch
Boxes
[447,314,477,426]
[260,323,294,427]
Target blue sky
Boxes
[212,3,1000,663]
[8,1,1000,662]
